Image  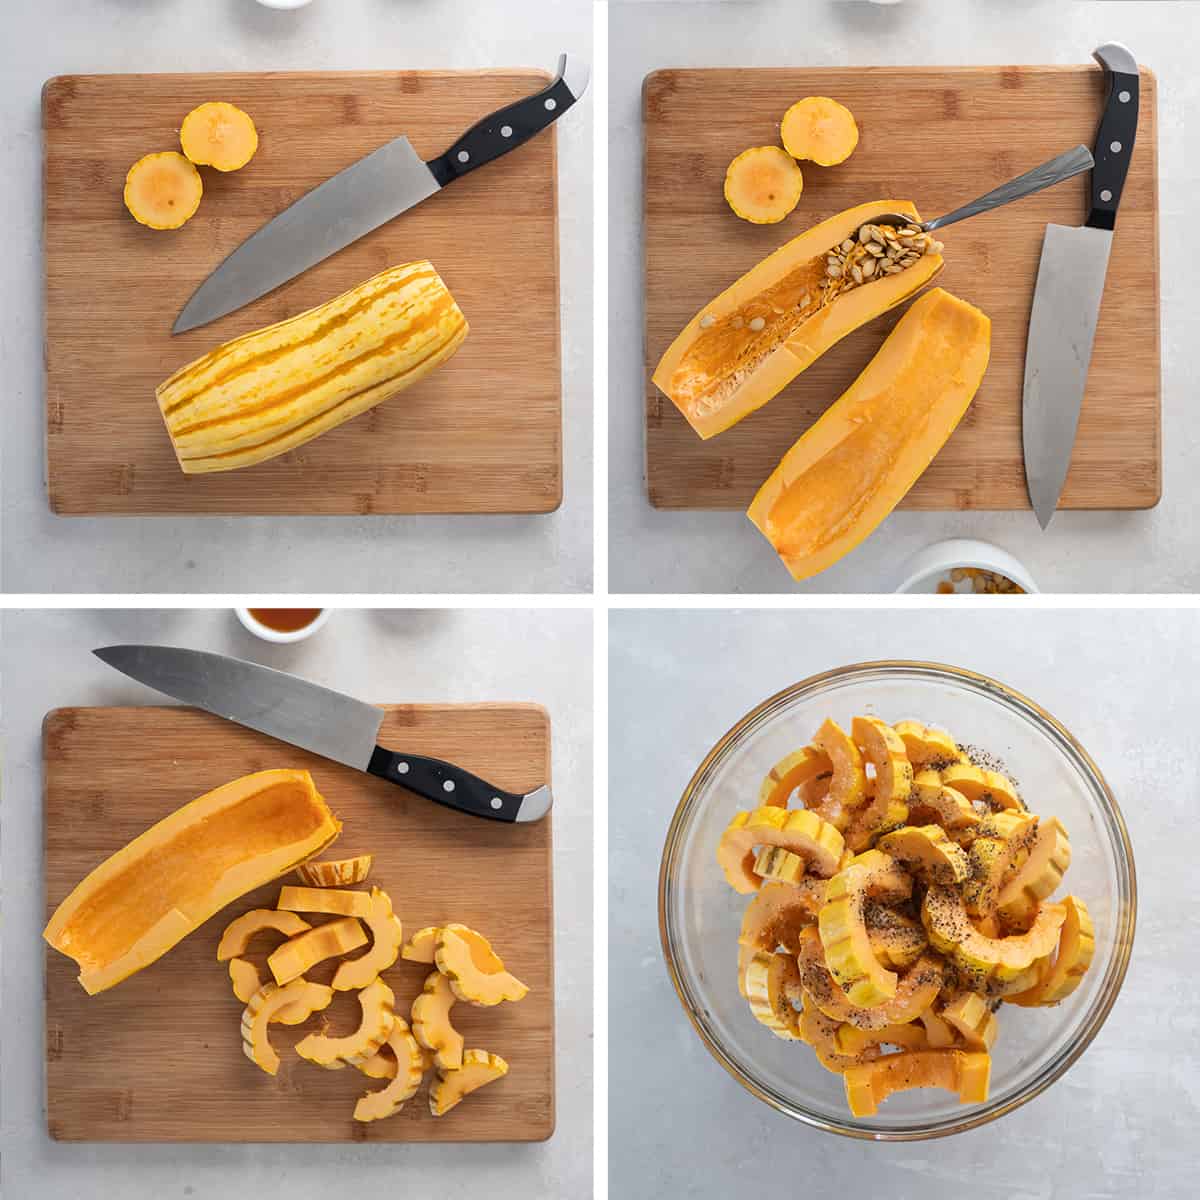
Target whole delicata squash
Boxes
[44,769,340,995]
[748,288,991,582]
[332,886,404,991]
[353,1016,426,1122]
[780,97,859,166]
[717,805,845,894]
[295,977,396,1069]
[843,1049,991,1117]
[724,145,804,224]
[652,201,944,439]
[157,262,468,474]
[180,102,258,172]
[435,924,529,1006]
[124,151,203,230]
[411,970,465,1070]
[430,1049,509,1117]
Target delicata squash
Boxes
[295,854,373,887]
[717,805,845,893]
[44,769,340,994]
[411,970,465,1070]
[353,1016,426,1123]
[124,151,203,230]
[157,261,468,474]
[295,977,396,1069]
[435,924,529,1006]
[179,101,258,172]
[430,1049,509,1117]
[723,714,1097,1116]
[724,146,804,224]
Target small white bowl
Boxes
[894,539,1039,594]
[235,607,331,644]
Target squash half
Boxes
[748,287,991,581]
[44,770,340,994]
[652,201,943,439]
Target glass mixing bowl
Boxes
[658,661,1135,1140]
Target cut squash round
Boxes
[227,957,332,1024]
[353,1016,426,1122]
[844,1049,991,1117]
[124,151,203,230]
[962,811,1039,917]
[892,720,960,768]
[876,824,971,885]
[435,924,529,1006]
[941,990,999,1051]
[217,908,311,961]
[780,96,859,166]
[1005,896,1095,1007]
[748,288,990,581]
[402,925,440,964]
[331,886,404,991]
[180,101,258,172]
[757,745,832,808]
[996,817,1071,929]
[295,854,373,887]
[717,804,845,894]
[845,716,912,850]
[724,145,803,224]
[744,951,803,1040]
[411,969,465,1071]
[241,979,334,1075]
[430,1049,509,1117]
[294,977,396,1069]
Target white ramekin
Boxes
[894,539,1039,594]
[235,607,331,644]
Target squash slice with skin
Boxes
[996,817,1071,929]
[277,885,373,919]
[268,916,367,986]
[941,991,999,1051]
[744,951,804,1040]
[892,721,961,769]
[124,151,202,230]
[653,201,944,439]
[435,924,529,1006]
[1005,896,1095,1007]
[962,811,1039,918]
[724,146,804,224]
[798,993,880,1074]
[411,970,465,1070]
[296,854,373,887]
[331,886,404,991]
[940,763,1022,811]
[430,1049,509,1117]
[780,97,859,166]
[909,773,980,838]
[876,825,971,885]
[844,1049,991,1116]
[241,980,335,1075]
[866,909,928,971]
[44,769,340,995]
[295,978,396,1070]
[835,1020,929,1056]
[717,805,845,894]
[919,1008,958,1048]
[353,1016,426,1122]
[758,745,832,808]
[217,908,311,961]
[845,717,912,851]
[402,926,440,964]
[737,879,825,997]
[753,846,806,884]
[748,288,991,582]
[818,850,912,1006]
[180,101,258,172]
[811,719,867,826]
[227,958,332,1024]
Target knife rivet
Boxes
[396,761,410,774]
[544,98,557,111]
[457,150,470,164]
[443,779,456,792]
[1101,189,1113,202]
[1110,141,1122,154]
[491,797,503,810]
[501,125,513,138]
[1119,90,1131,103]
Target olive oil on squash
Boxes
[248,608,323,633]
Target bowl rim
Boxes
[657,659,1137,1141]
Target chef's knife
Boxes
[174,54,589,333]
[93,644,552,823]
[1022,43,1140,528]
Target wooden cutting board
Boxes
[43,704,554,1142]
[644,65,1160,510]
[43,71,562,515]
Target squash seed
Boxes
[748,316,766,332]
[699,314,715,329]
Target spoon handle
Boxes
[924,144,1095,232]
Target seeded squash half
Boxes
[749,287,990,580]
[652,201,944,439]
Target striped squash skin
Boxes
[156,261,468,474]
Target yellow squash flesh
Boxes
[402,926,440,964]
[331,886,404,991]
[157,261,468,474]
[277,885,373,918]
[757,745,832,808]
[268,915,367,986]
[845,716,912,850]
[124,151,203,230]
[295,854,374,887]
[241,980,334,1075]
[44,769,340,995]
[216,908,311,961]
[724,146,804,224]
[411,970,464,1070]
[744,951,804,1039]
[844,1049,991,1116]
[876,824,971,886]
[435,924,529,1006]
[353,1016,426,1122]
[179,101,258,172]
[717,804,845,893]
[294,978,396,1069]
[1005,896,1095,1007]
[430,1050,509,1117]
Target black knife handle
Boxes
[1087,44,1140,231]
[426,53,588,187]
[367,746,535,823]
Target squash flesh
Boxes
[331,887,404,991]
[296,854,374,887]
[844,1049,991,1116]
[124,151,203,230]
[180,101,258,172]
[44,770,340,994]
[717,804,845,893]
[780,97,859,166]
[724,146,804,224]
[748,287,991,581]
[268,916,367,986]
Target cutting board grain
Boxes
[644,65,1160,510]
[43,704,554,1142]
[44,71,563,515]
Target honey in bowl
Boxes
[247,608,323,633]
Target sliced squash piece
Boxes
[241,979,334,1075]
[844,1049,991,1116]
[798,993,880,1073]
[757,745,832,808]
[402,925,440,964]
[331,886,404,991]
[277,885,373,919]
[923,886,1066,986]
[909,773,980,836]
[217,908,311,961]
[736,879,825,996]
[866,908,928,971]
[812,719,868,822]
[430,1049,509,1117]
[353,1016,426,1122]
[267,915,367,986]
[294,977,396,1069]
[940,763,1022,811]
[919,1008,958,1048]
[835,1020,928,1055]
[44,769,340,995]
[123,151,203,230]
[227,957,332,1023]
[717,804,845,894]
[876,825,971,885]
[818,850,911,1006]
[753,846,805,884]
[748,288,990,580]
[180,101,258,172]
[653,201,944,439]
[892,720,960,768]
[962,811,1039,917]
[744,951,803,1040]
[780,96,859,166]
[435,924,529,1006]
[295,854,373,887]
[724,145,803,224]
[229,957,262,1005]
[411,970,464,1070]
[357,1043,399,1080]
[1005,896,1095,1007]
[845,716,912,850]
[941,991,999,1051]
[996,817,1071,929]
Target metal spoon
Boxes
[872,144,1095,232]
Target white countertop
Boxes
[609,606,1194,1197]
[0,607,593,1199]
[609,0,1200,593]
[0,0,593,594]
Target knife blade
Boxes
[93,645,552,823]
[174,54,589,334]
[1022,42,1140,528]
